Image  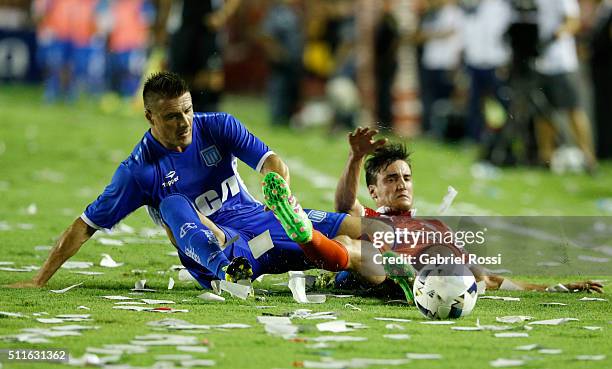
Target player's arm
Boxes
[479,275,604,293]
[7,219,96,288]
[260,153,290,185]
[335,128,387,216]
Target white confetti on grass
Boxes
[405,353,442,360]
[579,297,607,302]
[496,316,533,324]
[288,271,326,304]
[575,355,606,361]
[490,358,525,367]
[99,254,123,268]
[62,261,94,269]
[374,317,412,323]
[247,230,275,259]
[384,334,411,340]
[528,318,578,326]
[197,292,225,302]
[50,282,83,294]
[480,296,521,302]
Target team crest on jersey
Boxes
[200,145,222,167]
[308,210,327,223]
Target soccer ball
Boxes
[550,146,586,174]
[413,263,478,320]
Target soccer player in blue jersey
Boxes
[10,72,395,290]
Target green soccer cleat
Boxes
[223,256,253,283]
[382,251,416,304]
[262,172,313,244]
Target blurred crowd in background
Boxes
[0,0,610,172]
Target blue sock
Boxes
[160,194,229,280]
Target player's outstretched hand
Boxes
[563,280,604,293]
[348,127,387,159]
[5,280,42,288]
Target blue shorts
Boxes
[177,205,347,289]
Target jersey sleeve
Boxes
[213,113,273,172]
[81,163,145,230]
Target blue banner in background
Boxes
[0,28,41,83]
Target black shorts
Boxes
[539,72,580,110]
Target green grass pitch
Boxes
[0,86,610,369]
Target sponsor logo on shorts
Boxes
[200,145,222,167]
[179,222,197,238]
[308,210,327,223]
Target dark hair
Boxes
[364,143,411,186]
[143,72,189,110]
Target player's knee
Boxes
[159,194,198,225]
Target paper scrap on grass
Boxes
[0,265,39,272]
[211,280,253,300]
[141,299,175,305]
[480,296,520,301]
[385,323,405,330]
[97,238,124,246]
[406,353,442,360]
[50,282,83,294]
[374,317,411,323]
[72,271,104,275]
[539,349,562,354]
[213,323,250,329]
[316,320,354,333]
[264,322,298,338]
[575,355,605,361]
[495,332,529,338]
[496,316,532,324]
[288,271,326,304]
[579,297,607,302]
[583,326,602,331]
[100,254,123,268]
[248,230,274,259]
[168,277,175,290]
[257,316,292,325]
[490,358,525,367]
[0,311,26,318]
[178,268,196,281]
[131,334,199,346]
[528,318,578,326]
[438,186,458,214]
[198,292,225,302]
[514,344,540,351]
[539,302,567,306]
[132,279,156,292]
[181,359,216,367]
[384,334,411,340]
[344,303,360,311]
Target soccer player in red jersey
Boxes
[333,127,603,295]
